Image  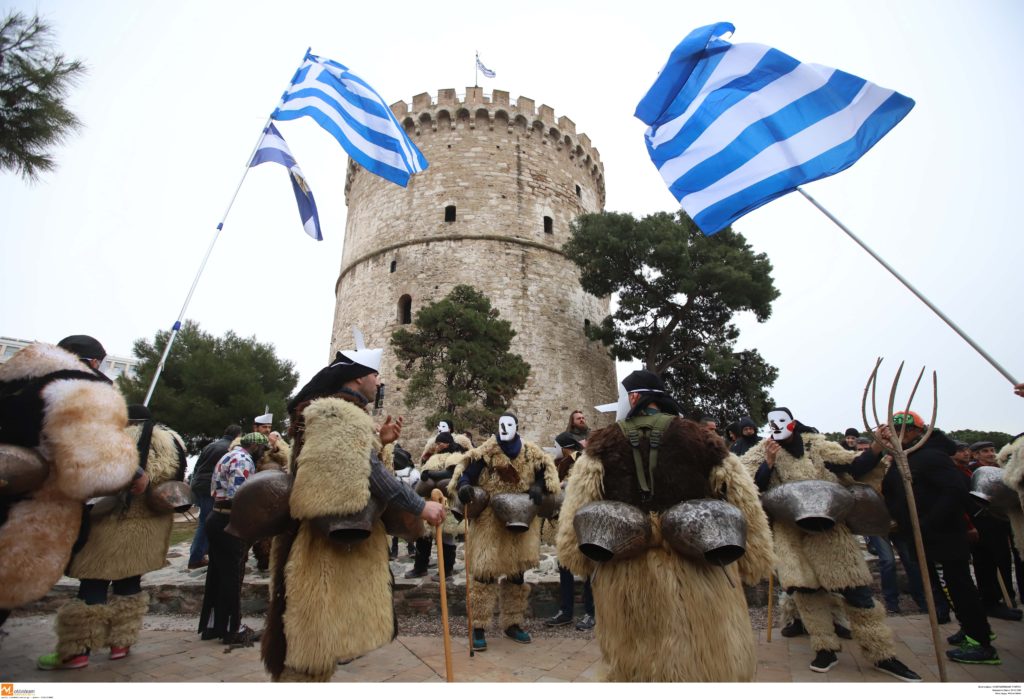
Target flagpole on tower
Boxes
[143,49,311,407]
[474,50,479,88]
[797,186,1018,385]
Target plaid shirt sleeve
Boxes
[211,448,254,501]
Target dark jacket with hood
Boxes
[882,429,972,561]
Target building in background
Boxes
[0,336,139,381]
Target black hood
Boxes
[912,429,958,457]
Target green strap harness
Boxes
[616,412,674,502]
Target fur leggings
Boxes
[793,587,894,662]
[472,574,531,631]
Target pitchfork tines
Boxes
[861,357,938,455]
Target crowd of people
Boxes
[2,332,1023,682]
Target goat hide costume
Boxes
[263,396,395,682]
[449,435,559,631]
[741,434,895,662]
[556,417,773,682]
[0,343,136,612]
[998,434,1024,557]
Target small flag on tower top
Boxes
[273,51,428,188]
[635,22,914,235]
[476,54,496,79]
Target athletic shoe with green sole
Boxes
[947,645,1001,665]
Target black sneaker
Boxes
[834,623,853,640]
[504,624,532,644]
[874,657,922,682]
[404,568,428,579]
[947,645,1001,665]
[986,605,1023,622]
[948,630,996,647]
[575,614,595,631]
[809,650,838,673]
[545,610,573,627]
[780,619,806,637]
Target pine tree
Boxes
[1,12,86,181]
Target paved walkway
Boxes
[2,610,1022,683]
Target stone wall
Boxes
[331,88,618,450]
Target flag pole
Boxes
[474,50,479,88]
[143,49,311,406]
[796,186,1019,386]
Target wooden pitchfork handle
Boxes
[432,489,454,682]
[766,574,774,643]
[465,506,474,657]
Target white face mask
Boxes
[767,410,796,441]
[437,422,451,434]
[498,416,518,442]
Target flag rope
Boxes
[798,186,1018,385]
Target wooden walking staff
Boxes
[431,489,454,682]
[766,575,774,642]
[464,510,475,658]
[863,358,947,682]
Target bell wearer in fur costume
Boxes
[450,412,560,651]
[0,337,136,629]
[741,407,921,681]
[261,332,444,682]
[556,371,773,681]
[998,432,1024,557]
[37,405,187,670]
[407,431,469,579]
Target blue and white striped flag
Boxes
[636,22,914,235]
[273,51,428,187]
[249,123,323,241]
[476,55,496,79]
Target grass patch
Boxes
[170,519,197,547]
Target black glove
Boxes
[458,485,475,504]
[527,482,544,505]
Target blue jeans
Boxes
[865,535,900,608]
[188,490,214,565]
[558,566,594,617]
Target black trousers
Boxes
[198,511,247,637]
[972,516,1015,607]
[928,556,992,645]
[78,576,142,605]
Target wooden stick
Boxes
[465,512,474,657]
[996,567,1016,609]
[766,574,774,643]
[432,489,454,682]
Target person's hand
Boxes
[967,527,980,545]
[458,485,475,504]
[378,415,403,445]
[420,500,445,526]
[129,470,150,495]
[764,440,780,467]
[1015,383,1024,398]
[268,432,280,447]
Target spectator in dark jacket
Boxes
[729,416,760,456]
[187,425,242,569]
[882,412,1000,665]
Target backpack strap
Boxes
[617,413,674,502]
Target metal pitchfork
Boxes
[862,357,947,682]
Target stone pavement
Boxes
[2,610,1022,683]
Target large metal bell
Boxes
[844,483,891,536]
[970,466,1023,518]
[224,470,292,542]
[761,480,854,532]
[311,497,385,544]
[87,493,125,518]
[145,480,195,514]
[536,486,565,520]
[415,478,438,498]
[573,500,651,562]
[381,506,427,540]
[0,444,50,497]
[450,486,490,522]
[490,492,539,533]
[661,499,747,566]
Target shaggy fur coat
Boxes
[265,396,395,681]
[68,424,185,581]
[998,434,1024,557]
[740,434,876,590]
[448,436,559,580]
[555,419,773,682]
[0,343,136,610]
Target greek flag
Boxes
[636,22,914,235]
[476,56,496,79]
[249,123,323,241]
[273,51,428,187]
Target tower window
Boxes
[445,205,456,222]
[576,184,582,198]
[543,216,553,234]
[398,295,412,325]
[390,260,397,273]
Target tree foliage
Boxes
[391,285,530,433]
[118,320,298,446]
[0,12,86,181]
[946,429,1015,452]
[564,210,780,424]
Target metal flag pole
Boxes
[474,50,479,88]
[797,186,1019,386]
[143,50,311,406]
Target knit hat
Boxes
[240,432,270,446]
[844,427,860,437]
[57,335,106,361]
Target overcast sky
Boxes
[2,0,1022,435]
